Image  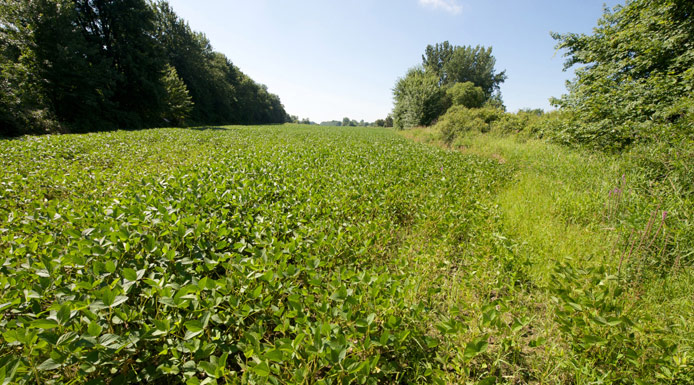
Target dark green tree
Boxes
[384,114,393,127]
[73,0,168,128]
[1,0,84,134]
[422,41,456,85]
[1,0,289,136]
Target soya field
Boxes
[0,125,692,384]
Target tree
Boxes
[422,41,456,85]
[551,0,694,146]
[384,114,393,127]
[73,0,169,128]
[161,64,193,126]
[423,42,506,97]
[1,0,109,134]
[392,42,506,130]
[392,67,447,129]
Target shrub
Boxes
[446,82,485,109]
[392,67,447,129]
[436,106,504,143]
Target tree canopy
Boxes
[0,0,289,136]
[551,0,694,147]
[423,43,507,98]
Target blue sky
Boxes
[165,0,621,123]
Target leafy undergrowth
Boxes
[400,127,694,383]
[1,125,691,384]
[0,125,511,384]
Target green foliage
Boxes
[446,82,486,109]
[423,42,507,97]
[400,126,694,383]
[550,0,694,149]
[436,106,511,143]
[2,124,693,383]
[0,125,512,383]
[384,114,393,128]
[0,0,65,135]
[0,0,288,136]
[392,67,447,129]
[392,42,506,130]
[161,65,194,126]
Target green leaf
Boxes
[87,322,102,337]
[31,319,60,330]
[463,336,488,361]
[111,296,129,308]
[185,320,204,333]
[264,349,284,362]
[37,358,61,371]
[184,330,203,340]
[252,361,270,377]
[56,304,71,325]
[198,361,217,378]
[101,287,115,306]
[98,334,120,348]
[105,260,117,273]
[331,286,348,301]
[582,335,607,346]
[122,268,138,281]
[425,336,439,348]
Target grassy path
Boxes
[400,127,694,383]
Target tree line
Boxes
[286,116,394,128]
[0,0,289,136]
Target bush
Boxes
[435,106,546,144]
[446,82,485,109]
[436,106,503,143]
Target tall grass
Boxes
[399,127,694,383]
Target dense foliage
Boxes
[0,126,509,383]
[0,0,288,136]
[550,0,694,149]
[445,82,486,109]
[422,42,506,98]
[392,42,506,129]
[2,125,692,384]
[392,68,447,129]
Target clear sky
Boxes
[165,0,621,123]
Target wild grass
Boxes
[399,126,694,383]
